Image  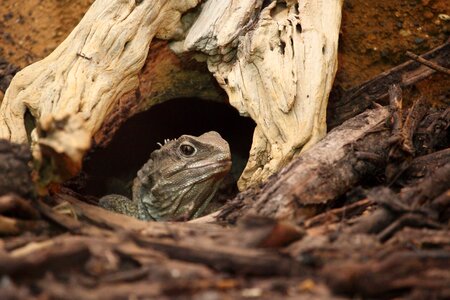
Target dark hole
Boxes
[262,0,273,9]
[123,41,130,51]
[74,98,255,201]
[24,108,36,142]
[280,40,286,55]
[294,3,300,15]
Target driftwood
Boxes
[0,0,203,184]
[184,0,343,189]
[0,0,343,190]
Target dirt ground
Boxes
[0,0,94,67]
[338,0,449,88]
[0,0,448,89]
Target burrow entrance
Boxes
[70,98,256,204]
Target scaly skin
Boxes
[99,131,231,221]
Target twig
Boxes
[304,199,372,228]
[406,51,450,75]
[388,84,403,137]
[403,96,428,154]
[377,213,442,242]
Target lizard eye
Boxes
[179,143,196,156]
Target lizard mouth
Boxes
[207,159,232,178]
[185,159,232,175]
[216,158,232,169]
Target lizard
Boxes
[99,131,232,221]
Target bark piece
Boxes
[0,194,43,236]
[137,237,302,276]
[350,162,450,239]
[404,148,450,179]
[0,236,91,278]
[416,106,450,154]
[0,139,34,198]
[404,163,450,207]
[0,215,48,236]
[384,86,429,183]
[51,193,305,276]
[323,250,450,297]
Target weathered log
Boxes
[241,106,390,221]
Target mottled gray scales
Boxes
[99,131,231,221]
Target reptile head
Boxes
[134,131,232,221]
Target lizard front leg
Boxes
[99,194,140,218]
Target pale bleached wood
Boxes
[0,0,200,179]
[184,0,343,189]
[0,0,343,190]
